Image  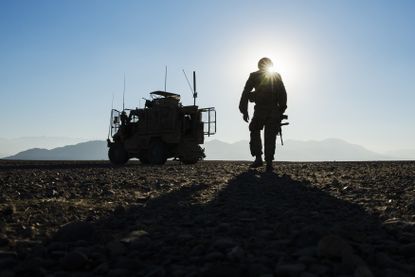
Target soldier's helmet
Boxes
[258,57,273,71]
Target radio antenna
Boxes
[164,66,168,91]
[123,73,126,111]
[193,71,197,106]
[182,70,198,106]
[107,93,114,140]
[182,69,194,95]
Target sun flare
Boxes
[234,39,311,88]
[265,65,275,74]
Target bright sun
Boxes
[265,65,275,74]
[234,39,312,90]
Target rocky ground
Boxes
[0,160,414,277]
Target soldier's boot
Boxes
[266,162,274,172]
[250,155,264,168]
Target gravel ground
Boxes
[0,160,414,277]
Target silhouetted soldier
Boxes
[239,57,287,171]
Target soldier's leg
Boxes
[249,116,265,168]
[249,115,265,158]
[264,117,279,163]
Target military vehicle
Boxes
[107,71,216,165]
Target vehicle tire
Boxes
[179,144,204,164]
[148,141,167,165]
[108,144,129,165]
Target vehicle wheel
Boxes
[108,144,129,165]
[148,141,167,165]
[179,144,204,164]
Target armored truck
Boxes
[107,89,216,165]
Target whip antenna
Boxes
[164,66,168,91]
[123,73,126,111]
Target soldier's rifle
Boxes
[279,114,289,146]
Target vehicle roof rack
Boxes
[150,91,181,100]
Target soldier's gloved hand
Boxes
[243,113,249,123]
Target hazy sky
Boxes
[1,0,414,152]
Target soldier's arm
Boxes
[239,74,255,115]
[277,74,287,113]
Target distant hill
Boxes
[4,138,408,161]
[204,138,394,161]
[203,140,249,160]
[0,136,89,158]
[5,140,107,160]
[277,138,392,161]
[383,149,415,160]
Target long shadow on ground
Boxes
[10,165,414,277]
[26,169,412,277]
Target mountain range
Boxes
[3,138,414,161]
[204,138,392,161]
[0,137,89,158]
